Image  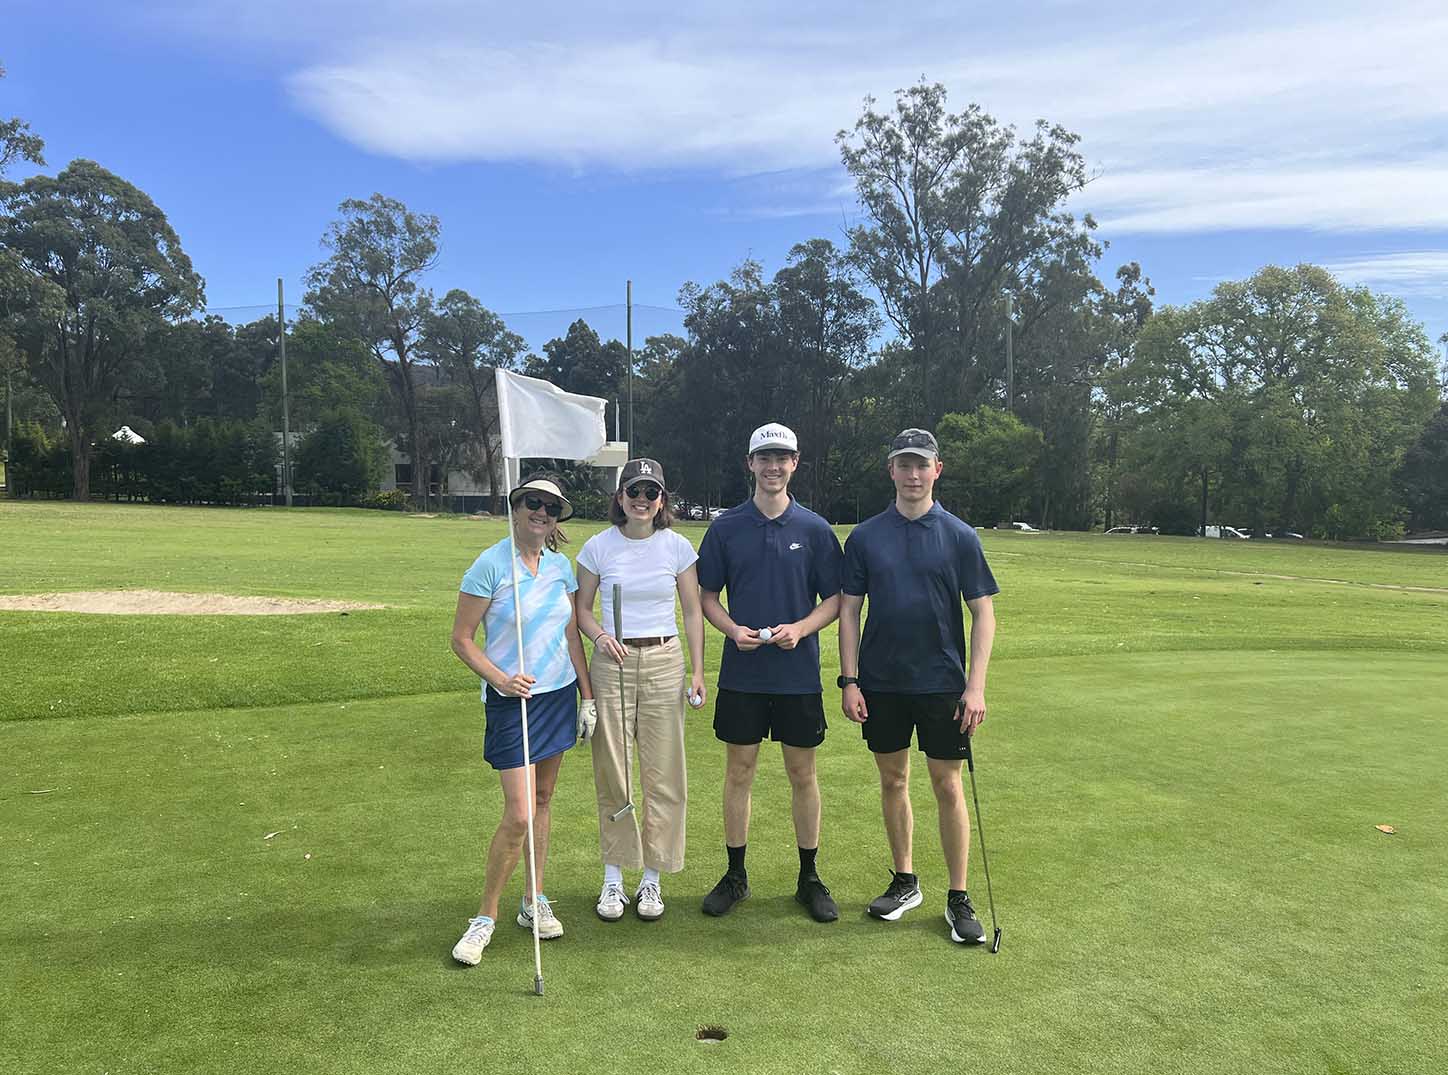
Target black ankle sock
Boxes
[798,846,818,877]
[948,888,968,900]
[895,869,918,883]
[727,844,747,876]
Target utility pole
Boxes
[626,279,634,450]
[1200,466,1209,536]
[278,278,292,507]
[4,367,11,494]
[1005,291,1015,415]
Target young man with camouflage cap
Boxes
[838,428,1000,944]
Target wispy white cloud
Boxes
[1079,162,1448,234]
[1321,252,1448,298]
[153,0,1448,235]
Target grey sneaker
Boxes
[635,880,665,920]
[517,896,564,939]
[452,915,494,965]
[867,871,922,921]
[946,891,986,944]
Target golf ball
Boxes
[758,627,773,642]
[688,691,705,709]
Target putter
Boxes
[962,727,1003,953]
[608,583,636,823]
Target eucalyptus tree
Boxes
[421,288,525,509]
[0,160,203,498]
[305,194,439,506]
[838,81,1095,423]
[1124,265,1439,538]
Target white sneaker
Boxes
[635,880,665,920]
[597,882,630,921]
[452,915,494,965]
[517,896,564,939]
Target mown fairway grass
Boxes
[3,500,1446,1075]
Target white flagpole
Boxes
[504,455,546,997]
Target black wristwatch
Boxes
[836,675,858,689]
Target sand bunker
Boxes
[0,590,385,615]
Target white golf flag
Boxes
[495,368,608,462]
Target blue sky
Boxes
[6,0,1448,355]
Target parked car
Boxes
[1105,525,1158,535]
[708,507,726,520]
[1009,521,1041,532]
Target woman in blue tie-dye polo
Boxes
[447,473,597,965]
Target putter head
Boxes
[533,974,545,996]
[609,802,636,822]
[990,927,1002,954]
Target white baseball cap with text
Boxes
[748,423,799,455]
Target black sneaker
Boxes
[946,891,986,944]
[795,874,839,923]
[867,871,922,921]
[701,871,750,916]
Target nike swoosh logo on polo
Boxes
[789,542,803,550]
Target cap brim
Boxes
[887,448,938,462]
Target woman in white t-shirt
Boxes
[575,457,706,922]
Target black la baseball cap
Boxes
[618,458,665,490]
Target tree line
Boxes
[3,70,1445,536]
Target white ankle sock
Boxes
[604,863,624,887]
[642,867,661,887]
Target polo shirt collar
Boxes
[888,501,940,528]
[746,495,798,527]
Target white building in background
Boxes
[379,440,631,512]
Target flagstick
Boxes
[504,457,546,997]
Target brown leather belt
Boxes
[622,636,672,647]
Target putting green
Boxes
[4,651,1445,1074]
[2,501,1445,1073]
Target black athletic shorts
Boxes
[860,691,969,760]
[713,689,827,749]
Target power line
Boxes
[200,300,687,318]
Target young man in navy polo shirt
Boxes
[696,422,844,922]
[838,428,999,944]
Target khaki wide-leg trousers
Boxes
[589,637,687,872]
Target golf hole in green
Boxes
[695,1025,728,1044]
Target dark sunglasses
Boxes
[624,483,662,501]
[523,495,563,517]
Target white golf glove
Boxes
[577,699,598,742]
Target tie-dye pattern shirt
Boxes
[460,538,579,698]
